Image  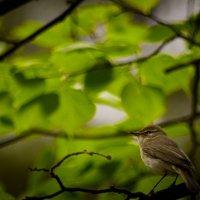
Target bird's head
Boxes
[131,125,165,137]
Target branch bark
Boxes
[0,0,84,61]
[1,112,200,149]
[24,151,197,200]
[0,0,37,15]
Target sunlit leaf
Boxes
[146,25,175,42]
[123,0,160,13]
[107,13,148,45]
[121,81,165,125]
[138,54,193,94]
[15,93,59,130]
[0,185,15,200]
[50,43,107,75]
[10,71,45,109]
[50,88,95,133]
[84,68,113,94]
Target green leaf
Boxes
[0,63,13,91]
[12,57,60,79]
[0,185,15,200]
[123,0,160,13]
[75,4,121,36]
[10,71,45,109]
[146,25,175,42]
[12,20,41,40]
[50,88,95,133]
[138,54,193,94]
[50,43,106,75]
[0,92,15,132]
[107,13,148,45]
[121,81,165,125]
[12,20,72,48]
[99,42,140,59]
[84,68,114,94]
[15,93,59,130]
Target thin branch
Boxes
[0,128,69,148]
[29,150,112,191]
[24,187,147,200]
[51,150,111,171]
[22,150,147,200]
[24,190,63,200]
[148,14,200,47]
[1,112,200,149]
[113,36,176,66]
[23,175,195,200]
[156,112,200,127]
[63,36,176,79]
[24,150,197,200]
[113,0,200,47]
[0,0,37,15]
[165,58,200,73]
[188,62,200,157]
[0,0,84,61]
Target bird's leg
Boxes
[150,172,167,194]
[170,174,178,188]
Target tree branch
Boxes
[188,62,200,156]
[23,151,145,200]
[112,0,200,47]
[0,0,84,61]
[113,36,176,66]
[1,112,200,149]
[0,0,37,15]
[165,58,200,73]
[24,150,196,200]
[51,150,111,172]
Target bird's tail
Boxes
[179,168,200,193]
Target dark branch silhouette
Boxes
[188,62,200,157]
[23,150,196,200]
[0,0,38,15]
[165,58,200,73]
[0,0,84,61]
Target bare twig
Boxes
[29,150,112,191]
[156,112,200,127]
[24,151,196,200]
[24,150,196,200]
[23,187,147,200]
[51,150,111,171]
[0,0,84,61]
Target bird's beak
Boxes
[130,131,140,136]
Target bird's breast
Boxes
[139,146,176,176]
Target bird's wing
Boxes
[142,135,192,170]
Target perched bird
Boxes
[132,125,200,193]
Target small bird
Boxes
[132,125,200,193]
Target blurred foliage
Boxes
[0,0,199,200]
